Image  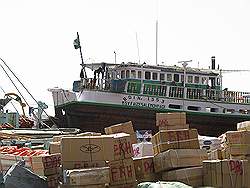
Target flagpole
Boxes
[77,32,87,78]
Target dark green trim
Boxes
[56,100,250,119]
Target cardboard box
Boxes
[152,129,200,154]
[153,149,207,173]
[49,142,61,154]
[108,158,136,185]
[226,130,250,145]
[105,121,137,144]
[133,156,157,182]
[203,160,222,187]
[61,134,132,166]
[64,167,110,186]
[203,159,248,188]
[156,112,186,127]
[161,166,203,187]
[132,142,153,158]
[31,153,62,176]
[237,121,250,131]
[105,121,134,135]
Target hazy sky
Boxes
[1,0,250,116]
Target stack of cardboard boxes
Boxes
[203,159,248,187]
[60,132,136,188]
[152,112,208,187]
[104,121,139,187]
[202,122,250,187]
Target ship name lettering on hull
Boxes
[122,95,166,109]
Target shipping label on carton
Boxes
[109,158,136,185]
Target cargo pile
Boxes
[152,112,207,187]
[3,112,250,187]
[0,146,61,188]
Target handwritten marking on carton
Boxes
[229,160,243,175]
[42,155,61,169]
[158,119,169,127]
[133,147,140,157]
[74,162,103,169]
[176,131,189,140]
[114,141,132,156]
[111,164,133,182]
[143,160,154,173]
[80,144,101,153]
[166,131,176,142]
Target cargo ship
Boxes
[49,56,250,136]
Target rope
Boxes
[0,58,57,128]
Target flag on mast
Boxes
[73,37,80,49]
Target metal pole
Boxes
[77,32,87,78]
[155,20,158,66]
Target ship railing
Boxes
[223,91,250,103]
[169,86,184,98]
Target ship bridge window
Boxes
[194,76,200,84]
[160,73,165,81]
[167,74,172,82]
[153,72,158,80]
[173,74,179,82]
[187,106,201,111]
[121,70,125,79]
[126,70,130,78]
[137,71,142,79]
[224,109,235,114]
[131,70,136,78]
[187,76,193,83]
[145,71,151,80]
[169,104,181,109]
[206,107,219,112]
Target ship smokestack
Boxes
[211,56,216,70]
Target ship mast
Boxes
[74,32,87,79]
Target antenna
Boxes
[156,20,158,66]
[135,32,141,64]
[114,51,117,64]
